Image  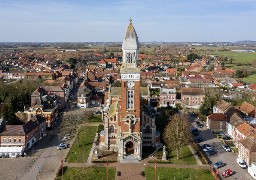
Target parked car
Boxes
[201,144,213,150]
[222,168,233,178]
[222,144,231,152]
[195,121,203,128]
[236,158,247,168]
[205,149,217,156]
[57,143,68,150]
[222,135,231,140]
[194,136,203,143]
[214,161,226,169]
[191,127,199,136]
[62,136,71,142]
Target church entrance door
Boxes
[125,141,134,155]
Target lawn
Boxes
[66,126,98,163]
[150,145,196,165]
[89,114,102,122]
[168,146,196,165]
[145,167,214,180]
[56,166,116,180]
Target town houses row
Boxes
[0,52,256,159]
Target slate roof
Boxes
[215,100,232,112]
[229,113,244,127]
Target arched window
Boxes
[109,125,114,134]
[145,125,151,133]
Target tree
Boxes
[187,53,200,62]
[163,113,192,159]
[199,88,220,115]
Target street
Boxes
[191,117,253,180]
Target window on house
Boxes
[14,138,16,142]
[8,138,11,142]
[3,138,6,142]
[19,138,21,142]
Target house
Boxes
[226,113,244,138]
[248,161,256,179]
[0,118,46,157]
[206,113,227,132]
[235,122,255,147]
[180,87,205,109]
[159,84,176,107]
[238,135,256,165]
[213,100,232,114]
[238,101,256,118]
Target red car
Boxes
[222,168,233,178]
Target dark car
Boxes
[191,128,199,136]
[196,121,203,128]
[222,135,231,140]
[194,136,203,143]
[205,149,217,156]
[214,161,226,169]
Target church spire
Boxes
[122,19,139,50]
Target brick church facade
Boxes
[99,20,160,161]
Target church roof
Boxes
[108,101,118,118]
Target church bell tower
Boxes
[118,19,142,161]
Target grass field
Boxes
[151,145,196,165]
[56,167,116,180]
[168,146,196,165]
[211,51,256,64]
[66,126,98,163]
[239,74,256,84]
[145,167,214,180]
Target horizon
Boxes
[0,0,256,42]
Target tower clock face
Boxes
[127,81,134,88]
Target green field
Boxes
[239,74,256,84]
[211,51,256,64]
[56,167,116,180]
[66,126,98,163]
[145,167,214,180]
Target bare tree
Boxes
[163,113,192,159]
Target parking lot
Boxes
[191,117,253,180]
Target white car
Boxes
[57,143,68,150]
[62,136,71,141]
[222,144,231,152]
[236,158,247,168]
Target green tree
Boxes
[187,53,200,62]
[163,113,192,159]
[199,89,220,115]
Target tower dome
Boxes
[122,19,139,50]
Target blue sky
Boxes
[0,0,255,42]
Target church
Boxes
[99,20,160,161]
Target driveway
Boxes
[191,118,253,180]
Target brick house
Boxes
[238,135,256,165]
[226,113,244,138]
[238,101,256,118]
[0,118,46,157]
[235,122,255,147]
[206,113,227,132]
[180,87,205,109]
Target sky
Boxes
[0,0,255,42]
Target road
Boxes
[191,117,253,180]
